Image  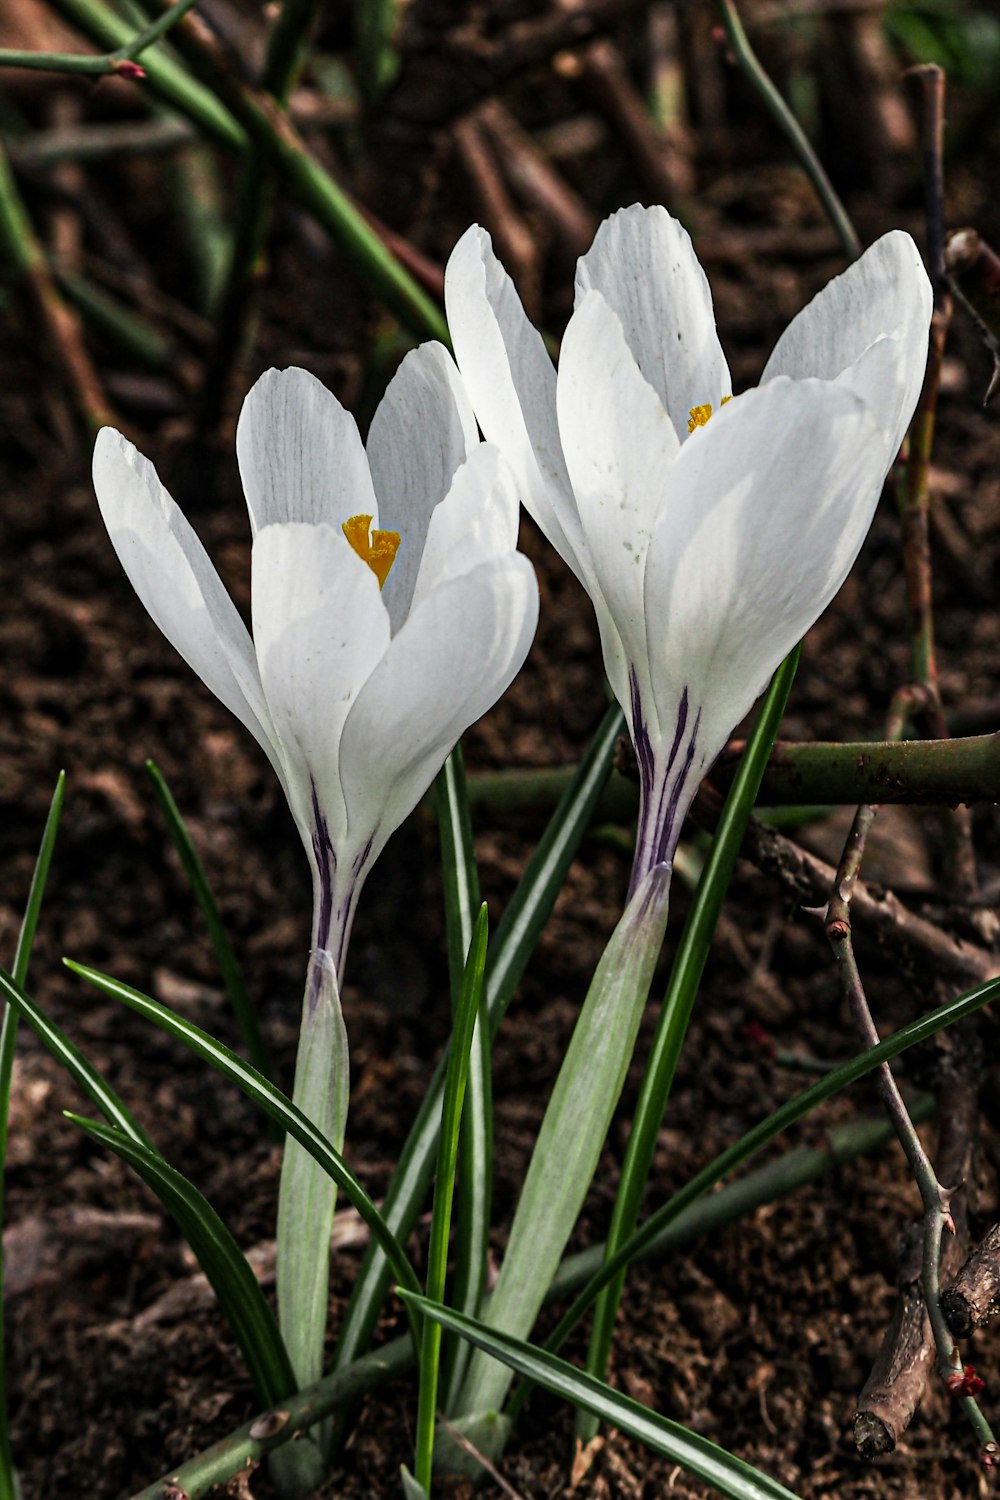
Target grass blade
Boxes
[0,965,154,1151]
[68,1114,296,1406]
[434,748,491,1408]
[146,760,274,1089]
[331,704,623,1379]
[400,1294,804,1500]
[583,648,799,1418]
[64,960,422,1312]
[0,773,66,1500]
[414,905,488,1491]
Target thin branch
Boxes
[196,0,325,426]
[824,693,995,1460]
[0,0,201,77]
[943,1225,1000,1338]
[944,227,1000,405]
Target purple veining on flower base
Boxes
[309,780,336,947]
[628,671,702,895]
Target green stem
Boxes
[462,730,1000,820]
[581,649,799,1431]
[198,0,324,425]
[0,0,202,74]
[714,0,860,262]
[47,0,244,149]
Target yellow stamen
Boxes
[342,513,401,589]
[687,395,733,433]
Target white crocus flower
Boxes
[93,349,539,1409]
[93,351,538,976]
[445,204,932,890]
[442,206,932,1439]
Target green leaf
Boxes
[277,950,349,1398]
[64,960,422,1314]
[332,704,623,1379]
[414,905,488,1491]
[399,1465,430,1500]
[434,748,490,1409]
[452,863,672,1435]
[146,759,274,1089]
[0,964,154,1151]
[0,773,66,1500]
[68,1114,296,1406]
[400,1294,804,1500]
[355,0,401,103]
[583,648,799,1425]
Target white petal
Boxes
[251,523,390,845]
[643,377,883,760]
[445,225,588,579]
[339,555,538,863]
[408,444,520,614]
[367,342,480,633]
[236,367,378,536]
[762,230,932,463]
[93,428,282,777]
[574,205,731,445]
[556,291,680,730]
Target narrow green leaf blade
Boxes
[415,905,488,1489]
[400,1294,804,1500]
[64,960,422,1307]
[11,772,66,991]
[434,747,490,1408]
[0,965,154,1151]
[146,759,274,1089]
[68,1113,296,1407]
[0,772,66,1500]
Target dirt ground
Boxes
[2,2,1000,1497]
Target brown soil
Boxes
[2,4,1000,1498]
